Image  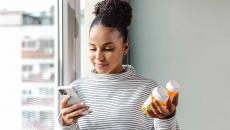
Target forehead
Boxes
[89,25,123,45]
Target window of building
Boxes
[0,0,59,130]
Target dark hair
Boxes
[90,0,132,43]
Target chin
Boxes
[94,64,110,74]
[95,68,109,74]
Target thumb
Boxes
[60,95,71,108]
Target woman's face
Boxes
[89,24,129,74]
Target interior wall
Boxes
[130,0,230,130]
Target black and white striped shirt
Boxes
[60,65,179,130]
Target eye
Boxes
[104,47,114,51]
[89,47,96,51]
[89,43,97,51]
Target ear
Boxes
[123,41,130,55]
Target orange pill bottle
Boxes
[166,80,180,101]
[142,87,169,115]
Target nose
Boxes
[95,50,104,61]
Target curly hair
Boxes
[90,0,132,42]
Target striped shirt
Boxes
[59,65,179,130]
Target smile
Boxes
[96,64,108,68]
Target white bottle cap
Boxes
[152,87,169,102]
[166,80,180,93]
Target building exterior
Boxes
[0,7,57,130]
[0,7,54,26]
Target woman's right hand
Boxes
[60,95,90,126]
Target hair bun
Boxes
[94,0,132,28]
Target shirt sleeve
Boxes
[153,113,180,130]
[58,114,80,130]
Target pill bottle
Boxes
[166,80,180,100]
[142,87,169,114]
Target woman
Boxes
[59,0,179,129]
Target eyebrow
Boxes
[90,42,114,46]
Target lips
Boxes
[95,64,108,68]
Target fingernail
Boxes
[81,110,89,115]
[89,109,93,113]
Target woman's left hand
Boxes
[146,94,178,119]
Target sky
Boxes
[0,0,85,12]
[0,0,55,12]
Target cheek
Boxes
[89,52,95,62]
[108,51,124,62]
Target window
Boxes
[0,0,59,130]
[0,0,81,129]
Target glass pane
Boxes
[0,0,58,130]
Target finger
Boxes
[62,102,87,116]
[64,116,79,125]
[60,95,71,108]
[151,100,165,118]
[67,106,90,119]
[172,93,179,106]
[70,113,88,124]
[166,99,176,114]
[146,108,157,118]
[154,100,169,114]
[166,99,172,111]
[151,99,166,115]
[81,107,93,116]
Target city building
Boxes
[0,7,57,130]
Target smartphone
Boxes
[58,86,81,105]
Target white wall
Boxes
[62,0,80,84]
[130,0,230,130]
[80,0,129,77]
[80,0,102,77]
